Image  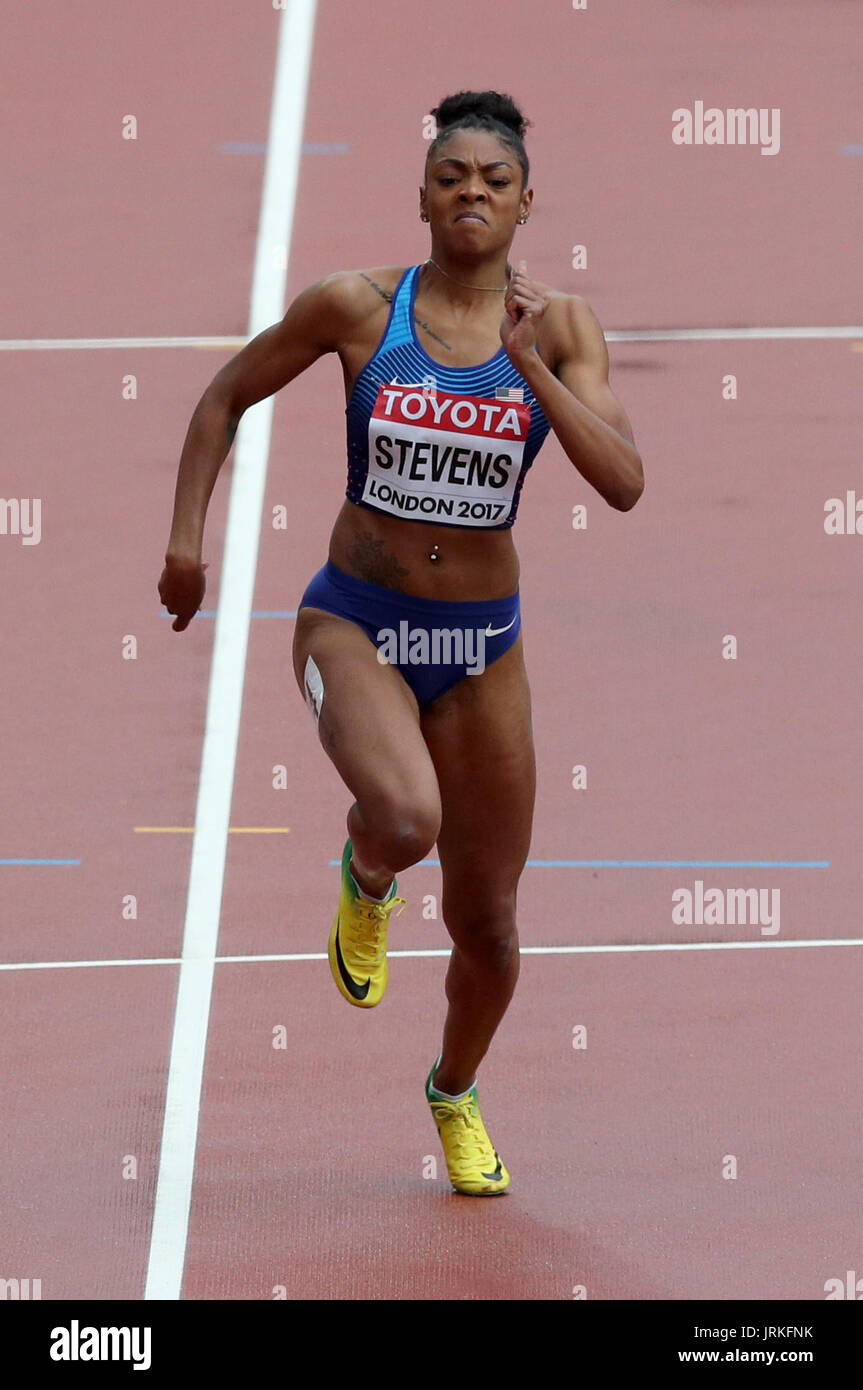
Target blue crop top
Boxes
[345,264,552,530]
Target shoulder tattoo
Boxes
[359,271,452,352]
[358,272,393,304]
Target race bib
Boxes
[361,383,531,527]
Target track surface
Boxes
[2,1,861,1300]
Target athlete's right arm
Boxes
[159,272,364,630]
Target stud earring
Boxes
[420,213,429,222]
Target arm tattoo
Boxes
[359,272,452,352]
[359,272,393,304]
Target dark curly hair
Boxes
[425,90,531,189]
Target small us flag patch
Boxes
[495,386,524,402]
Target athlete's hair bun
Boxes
[431,91,530,142]
[425,90,531,188]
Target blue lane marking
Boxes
[159,611,297,619]
[840,145,863,155]
[220,141,350,155]
[330,858,830,869]
[1,858,81,866]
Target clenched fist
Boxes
[158,556,209,632]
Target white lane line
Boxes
[0,958,185,971]
[0,337,247,351]
[3,937,862,973]
[143,0,318,1304]
[606,327,863,342]
[517,937,863,954]
[2,327,862,351]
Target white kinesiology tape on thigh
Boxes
[303,654,325,724]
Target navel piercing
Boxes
[429,544,439,562]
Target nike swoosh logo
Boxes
[484,615,518,638]
[334,916,371,1000]
[481,1152,504,1181]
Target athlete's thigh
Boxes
[419,634,536,897]
[292,606,441,816]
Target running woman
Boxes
[159,90,644,1196]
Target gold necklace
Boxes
[425,258,511,292]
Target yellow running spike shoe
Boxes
[328,839,406,1008]
[426,1060,510,1195]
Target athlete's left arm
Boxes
[510,293,644,511]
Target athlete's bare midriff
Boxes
[327,498,520,600]
[326,263,561,600]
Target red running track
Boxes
[1,0,862,1300]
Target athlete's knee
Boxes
[383,814,439,868]
[443,894,519,967]
[350,798,440,869]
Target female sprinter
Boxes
[159,90,644,1196]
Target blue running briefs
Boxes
[298,560,521,706]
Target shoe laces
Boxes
[346,895,406,965]
[431,1094,492,1163]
